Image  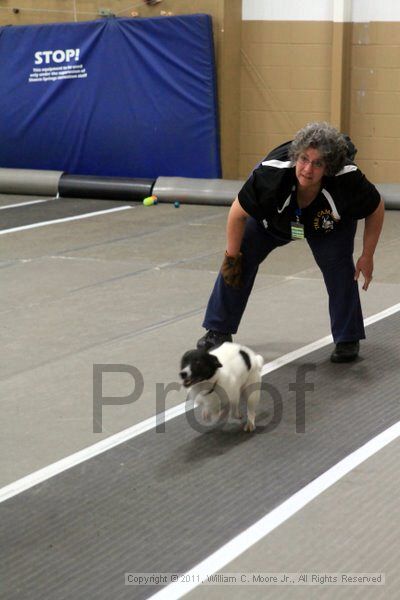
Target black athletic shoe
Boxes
[330,341,360,363]
[196,330,233,351]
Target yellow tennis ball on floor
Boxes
[143,195,157,206]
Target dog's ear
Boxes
[210,355,222,370]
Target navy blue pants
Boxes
[202,217,365,343]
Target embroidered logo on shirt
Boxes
[313,209,336,232]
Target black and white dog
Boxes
[179,342,264,432]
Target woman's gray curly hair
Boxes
[288,122,349,176]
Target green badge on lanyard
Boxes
[291,208,304,240]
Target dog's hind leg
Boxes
[243,395,257,432]
[243,373,262,432]
[228,393,241,421]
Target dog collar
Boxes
[205,382,217,395]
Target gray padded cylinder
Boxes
[153,179,400,210]
[152,177,244,206]
[376,184,400,210]
[0,168,63,196]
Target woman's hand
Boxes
[355,198,384,291]
[354,255,373,290]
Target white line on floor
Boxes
[0,197,56,210]
[1,302,399,505]
[149,421,400,600]
[0,205,133,235]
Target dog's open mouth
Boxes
[182,378,197,388]
[181,377,206,388]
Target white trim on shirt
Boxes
[321,188,341,220]
[261,159,294,169]
[336,165,358,176]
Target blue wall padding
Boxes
[0,15,221,178]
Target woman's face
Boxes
[295,147,327,190]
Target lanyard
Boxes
[291,208,304,240]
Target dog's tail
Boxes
[254,353,264,371]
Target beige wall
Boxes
[350,22,400,183]
[240,21,333,178]
[241,17,400,183]
[0,0,241,178]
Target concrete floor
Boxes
[1,192,399,598]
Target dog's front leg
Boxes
[202,407,212,422]
[200,397,213,422]
[217,404,230,421]
[191,392,211,422]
